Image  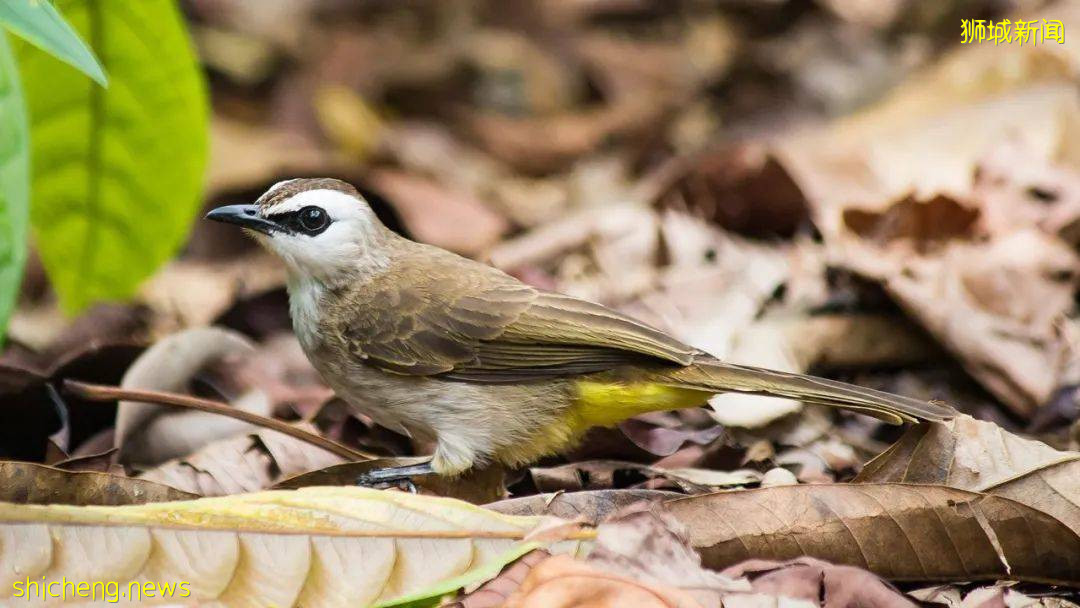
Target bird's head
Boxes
[206,178,389,281]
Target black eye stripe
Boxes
[267,206,331,235]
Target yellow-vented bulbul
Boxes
[207,178,954,481]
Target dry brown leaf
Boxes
[136,427,344,496]
[856,416,1080,535]
[779,85,1080,241]
[274,457,507,504]
[617,417,724,457]
[0,461,195,505]
[883,231,1079,416]
[487,490,683,524]
[366,168,510,257]
[663,484,1080,585]
[841,194,979,252]
[51,448,121,474]
[658,144,810,239]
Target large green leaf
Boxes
[0,31,29,341]
[15,0,207,313]
[0,0,106,86]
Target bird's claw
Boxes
[355,462,434,492]
[355,474,418,493]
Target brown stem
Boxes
[63,379,374,462]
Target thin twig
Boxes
[63,379,374,462]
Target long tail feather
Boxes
[650,357,956,424]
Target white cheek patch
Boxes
[265,218,365,279]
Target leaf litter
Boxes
[4,0,1080,605]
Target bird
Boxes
[206,177,955,482]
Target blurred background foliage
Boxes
[0,0,207,339]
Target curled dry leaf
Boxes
[856,416,1080,535]
[662,484,1080,585]
[617,417,724,457]
[137,427,345,496]
[115,327,268,467]
[760,467,798,487]
[0,487,589,607]
[0,461,194,506]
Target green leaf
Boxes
[0,0,106,86]
[15,0,207,313]
[0,31,30,342]
[375,541,543,608]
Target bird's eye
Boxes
[298,206,329,233]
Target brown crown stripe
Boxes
[256,178,360,210]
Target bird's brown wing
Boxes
[329,249,696,381]
[327,245,955,424]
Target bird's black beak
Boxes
[205,204,280,235]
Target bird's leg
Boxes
[356,462,435,492]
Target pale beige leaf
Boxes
[140,528,238,599]
[115,327,264,467]
[0,488,587,606]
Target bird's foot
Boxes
[356,462,435,493]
